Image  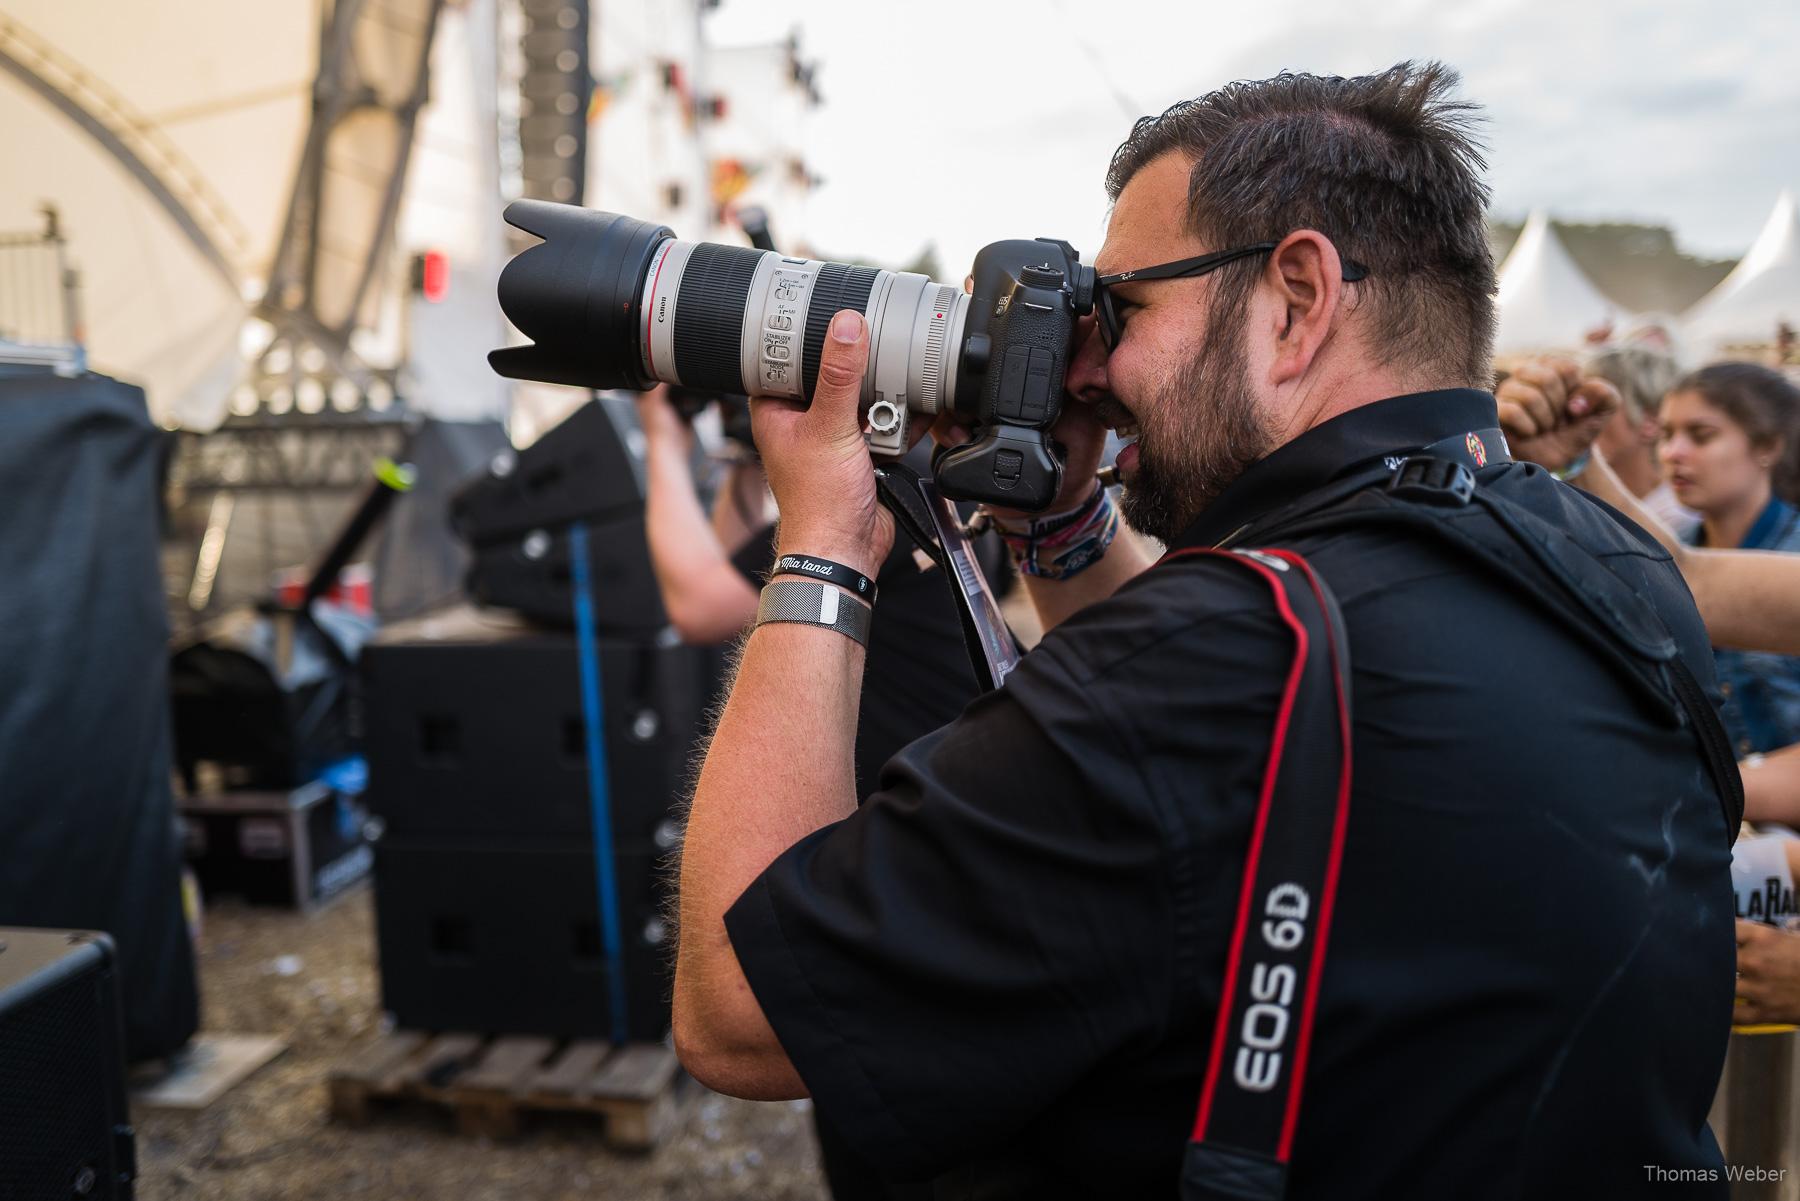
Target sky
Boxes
[706,0,1800,276]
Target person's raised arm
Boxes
[1498,360,1800,656]
[673,310,882,1099]
[635,386,759,643]
[709,452,772,556]
[1673,546,1800,656]
[1741,742,1800,825]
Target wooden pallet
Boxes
[328,1032,683,1149]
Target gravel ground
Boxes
[132,889,830,1201]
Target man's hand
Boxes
[1495,357,1620,473]
[750,309,892,577]
[635,385,693,452]
[1735,919,1800,1025]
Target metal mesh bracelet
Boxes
[755,578,873,646]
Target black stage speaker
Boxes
[463,514,666,634]
[0,929,136,1199]
[361,607,716,844]
[450,401,642,547]
[373,842,670,1042]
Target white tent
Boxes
[0,2,505,427]
[1494,209,1619,356]
[0,3,314,426]
[1683,191,1800,355]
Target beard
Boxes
[1119,315,1274,543]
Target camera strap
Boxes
[1159,546,1354,1201]
[1170,445,1742,1199]
[874,459,1022,690]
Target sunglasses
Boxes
[1093,243,1370,349]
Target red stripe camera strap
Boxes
[1159,547,1354,1201]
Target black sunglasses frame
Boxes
[1093,242,1369,348]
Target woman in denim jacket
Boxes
[1663,362,1800,754]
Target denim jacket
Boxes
[1690,497,1800,754]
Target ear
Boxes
[1265,230,1347,387]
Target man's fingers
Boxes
[1516,384,1558,434]
[1572,378,1621,422]
[1496,381,1549,438]
[1551,358,1584,396]
[811,309,869,432]
[1738,919,1767,947]
[1496,398,1541,438]
[1512,361,1570,408]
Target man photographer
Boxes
[673,63,1736,1198]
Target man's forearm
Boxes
[1022,534,1153,634]
[1685,549,1800,657]
[643,439,758,639]
[711,460,770,555]
[1582,451,1800,655]
[673,610,865,1095]
[1743,743,1800,825]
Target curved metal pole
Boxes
[0,24,248,295]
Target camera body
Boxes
[489,202,1096,510]
[935,238,1092,508]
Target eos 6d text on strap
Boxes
[1157,547,1354,1201]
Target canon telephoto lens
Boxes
[490,200,970,447]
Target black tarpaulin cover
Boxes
[0,365,199,1061]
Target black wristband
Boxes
[772,553,877,602]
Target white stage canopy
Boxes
[1683,190,1800,355]
[1494,209,1619,356]
[0,3,315,426]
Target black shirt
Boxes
[725,390,1735,1200]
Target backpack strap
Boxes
[1160,547,1353,1201]
[1239,458,1743,844]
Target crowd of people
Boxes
[629,60,1800,1200]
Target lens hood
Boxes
[488,200,673,390]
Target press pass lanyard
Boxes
[874,459,1021,691]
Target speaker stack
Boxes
[453,400,664,633]
[0,929,136,1200]
[367,401,717,1042]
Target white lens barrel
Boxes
[743,254,827,400]
[637,241,967,425]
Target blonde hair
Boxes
[1585,345,1680,425]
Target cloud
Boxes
[721,0,1800,273]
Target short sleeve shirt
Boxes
[726,391,1736,1199]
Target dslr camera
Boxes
[489,200,1096,510]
